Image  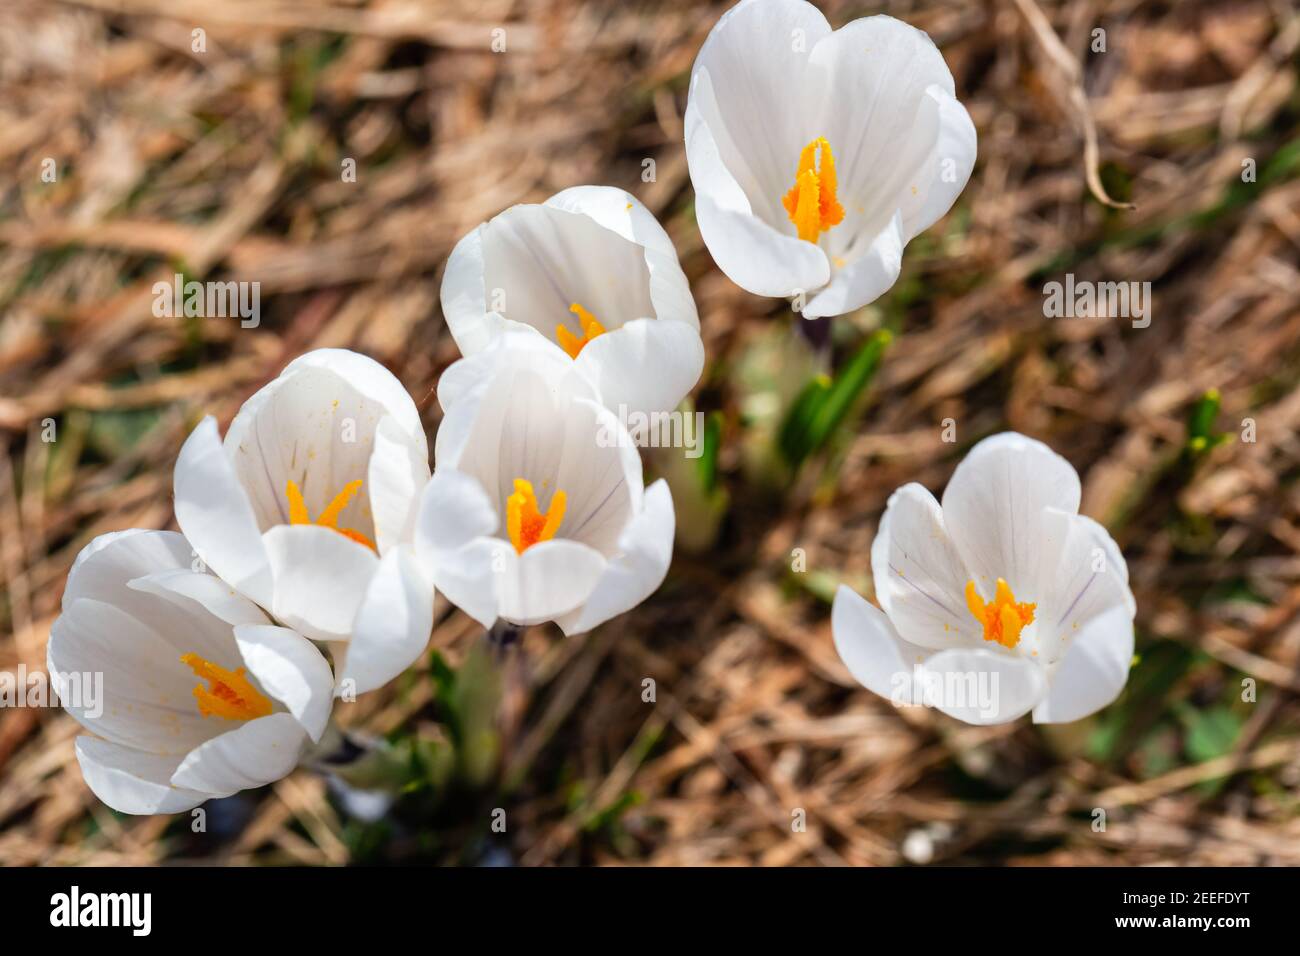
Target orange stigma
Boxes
[556,303,606,359]
[782,137,845,243]
[965,578,1036,649]
[181,654,273,721]
[285,478,376,550]
[506,478,566,554]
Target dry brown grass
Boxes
[2,0,1299,866]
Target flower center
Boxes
[285,478,376,550]
[556,302,606,359]
[964,578,1036,649]
[782,137,845,243]
[506,478,566,554]
[181,654,273,722]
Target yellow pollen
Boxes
[180,654,273,722]
[556,303,606,359]
[285,478,376,551]
[782,137,845,243]
[506,478,566,554]
[964,578,1036,649]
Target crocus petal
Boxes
[233,624,335,743]
[63,528,193,613]
[801,212,904,318]
[49,598,217,754]
[556,479,675,636]
[574,317,705,416]
[368,414,431,555]
[688,0,832,220]
[911,85,978,239]
[278,348,424,439]
[543,186,700,335]
[496,538,607,625]
[170,712,308,795]
[427,537,509,630]
[127,567,268,629]
[337,547,433,696]
[1031,508,1136,662]
[174,416,273,608]
[941,433,1082,603]
[831,584,930,704]
[918,648,1047,725]
[440,225,502,354]
[869,482,975,649]
[806,16,972,249]
[262,524,380,643]
[1032,603,1135,724]
[74,738,211,815]
[415,468,500,556]
[685,69,830,298]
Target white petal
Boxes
[575,317,705,416]
[1030,508,1136,662]
[368,414,430,554]
[941,432,1082,603]
[233,624,335,742]
[910,85,977,239]
[918,648,1047,725]
[427,537,509,630]
[684,70,830,298]
[49,598,218,753]
[544,186,700,333]
[63,528,192,611]
[435,327,558,409]
[127,567,268,629]
[806,16,969,249]
[416,468,500,558]
[279,348,423,438]
[496,539,606,625]
[801,211,904,318]
[472,201,657,345]
[174,417,273,608]
[1032,603,1134,724]
[170,712,308,795]
[544,185,681,260]
[688,0,831,220]
[831,584,929,704]
[869,482,974,649]
[75,738,211,815]
[440,225,503,354]
[556,479,675,636]
[262,524,380,642]
[338,547,433,696]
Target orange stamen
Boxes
[556,302,606,359]
[782,137,845,243]
[181,653,273,722]
[506,478,566,554]
[964,578,1036,649]
[285,478,376,551]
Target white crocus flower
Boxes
[833,433,1136,725]
[415,334,674,634]
[684,0,976,318]
[49,530,334,814]
[174,349,433,695]
[440,185,704,416]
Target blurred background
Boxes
[2,0,1299,865]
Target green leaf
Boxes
[777,329,890,467]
